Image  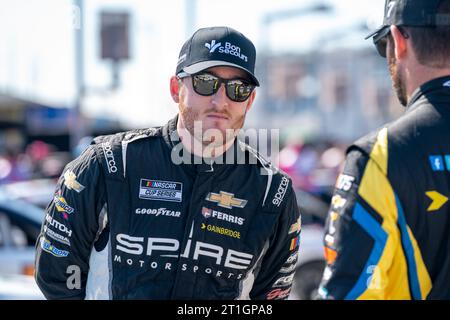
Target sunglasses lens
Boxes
[193,74,219,95]
[226,80,254,102]
[192,73,254,102]
[374,36,388,58]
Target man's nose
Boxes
[211,84,229,108]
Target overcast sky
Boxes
[0,0,385,127]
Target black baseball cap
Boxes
[365,0,446,42]
[176,26,260,86]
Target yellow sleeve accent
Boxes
[356,128,431,299]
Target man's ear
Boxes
[391,25,408,60]
[170,76,180,103]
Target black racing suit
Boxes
[318,76,450,299]
[35,116,301,300]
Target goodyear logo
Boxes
[205,191,247,209]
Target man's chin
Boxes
[202,120,233,135]
[202,128,232,143]
[202,126,238,147]
[203,116,230,127]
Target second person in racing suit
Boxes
[317,0,450,299]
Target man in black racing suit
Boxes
[317,0,450,299]
[34,26,301,300]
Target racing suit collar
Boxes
[407,75,450,111]
[162,114,179,149]
[161,115,247,174]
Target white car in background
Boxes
[0,191,46,299]
[0,274,44,300]
[290,224,325,300]
[0,178,56,209]
[0,191,43,276]
[289,188,329,300]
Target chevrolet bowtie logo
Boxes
[64,170,85,193]
[205,191,247,209]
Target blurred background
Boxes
[0,0,402,300]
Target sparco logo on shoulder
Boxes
[102,142,118,174]
[272,177,289,207]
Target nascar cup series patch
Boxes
[139,179,183,202]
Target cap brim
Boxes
[183,60,260,86]
[364,25,389,40]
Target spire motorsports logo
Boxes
[113,228,254,280]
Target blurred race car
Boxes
[0,274,44,300]
[0,178,56,209]
[289,188,330,300]
[0,191,43,276]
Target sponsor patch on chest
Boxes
[139,179,183,202]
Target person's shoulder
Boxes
[387,99,446,144]
[347,105,435,173]
[238,140,287,178]
[345,127,390,176]
[239,141,270,165]
[350,98,439,157]
[239,140,293,205]
[83,127,164,178]
[91,127,163,147]
[349,129,380,159]
[349,100,437,159]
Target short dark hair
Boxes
[404,0,450,68]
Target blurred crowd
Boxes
[0,137,347,195]
[279,139,346,194]
[0,141,69,184]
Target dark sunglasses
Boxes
[373,26,409,58]
[177,72,255,102]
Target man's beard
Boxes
[388,47,408,107]
[179,103,246,148]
